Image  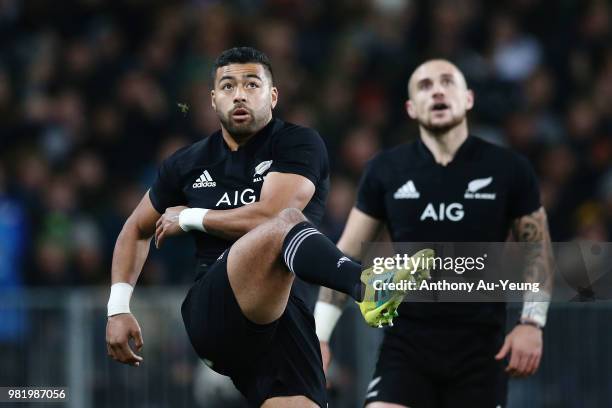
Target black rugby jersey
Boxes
[356,135,541,327]
[149,118,330,307]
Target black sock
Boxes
[282,221,364,301]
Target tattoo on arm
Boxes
[512,207,554,293]
[318,287,349,308]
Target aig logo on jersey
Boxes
[193,170,216,188]
[464,176,496,200]
[216,189,256,207]
[421,202,464,222]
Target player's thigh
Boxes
[365,402,410,408]
[440,359,507,408]
[440,377,506,408]
[364,369,436,408]
[229,296,326,407]
[227,215,286,271]
[181,252,277,375]
[440,329,507,408]
[242,296,326,407]
[365,334,437,408]
[226,208,305,323]
[261,396,319,408]
[226,208,305,270]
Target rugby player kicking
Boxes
[106,47,431,408]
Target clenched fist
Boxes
[155,205,189,248]
[106,313,144,367]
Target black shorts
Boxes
[181,249,327,407]
[365,321,507,408]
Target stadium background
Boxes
[0,0,610,407]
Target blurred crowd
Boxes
[0,0,611,289]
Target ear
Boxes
[270,87,279,109]
[406,99,417,119]
[465,89,474,111]
[211,89,216,111]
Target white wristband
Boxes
[179,208,209,232]
[314,302,343,342]
[521,292,550,327]
[107,282,134,317]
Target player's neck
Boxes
[221,116,273,151]
[419,121,469,166]
[221,129,252,151]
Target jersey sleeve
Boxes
[269,127,329,185]
[148,156,185,214]
[508,154,541,219]
[355,156,386,220]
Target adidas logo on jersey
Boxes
[192,170,216,188]
[393,180,420,199]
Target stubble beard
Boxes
[218,108,268,141]
[420,112,466,136]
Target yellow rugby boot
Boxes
[357,248,434,328]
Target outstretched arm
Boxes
[112,192,159,285]
[106,192,160,367]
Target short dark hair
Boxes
[212,47,274,84]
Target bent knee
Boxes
[262,395,318,408]
[365,403,410,408]
[255,208,306,250]
[276,207,306,225]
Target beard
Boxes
[217,107,269,140]
[420,112,466,135]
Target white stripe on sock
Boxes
[284,228,316,266]
[283,227,318,273]
[367,376,381,392]
[365,390,379,399]
[283,228,317,271]
[285,229,318,270]
[283,228,311,270]
[288,230,320,273]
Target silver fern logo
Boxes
[464,177,496,200]
[253,160,273,182]
[254,160,273,176]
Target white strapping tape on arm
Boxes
[521,291,551,327]
[314,301,343,342]
[107,282,134,317]
[179,208,209,232]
